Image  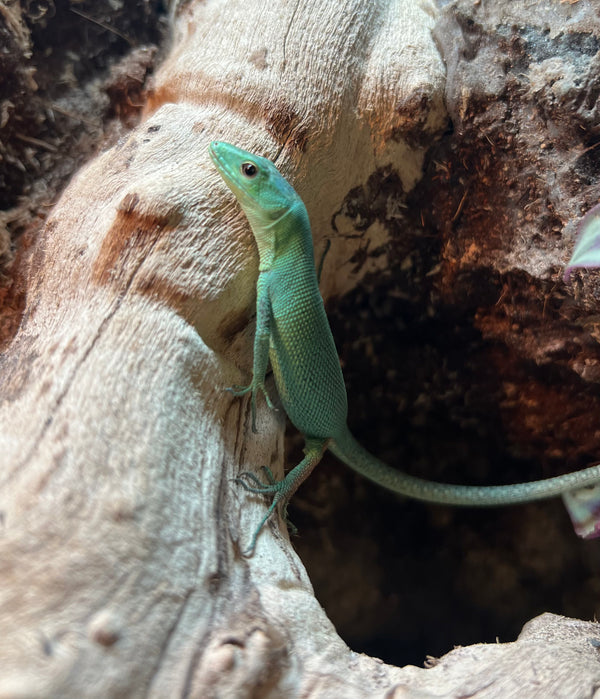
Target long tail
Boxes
[330,427,600,507]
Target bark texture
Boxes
[1,0,600,697]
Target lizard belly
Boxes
[269,289,348,439]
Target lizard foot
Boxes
[236,439,328,556]
[236,465,279,493]
[226,384,277,433]
[236,468,297,551]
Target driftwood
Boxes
[1,0,600,696]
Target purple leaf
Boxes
[562,486,600,539]
[564,203,600,282]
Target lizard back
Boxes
[266,225,348,440]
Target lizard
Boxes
[209,140,600,554]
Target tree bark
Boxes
[1,0,600,697]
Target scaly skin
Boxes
[209,141,600,554]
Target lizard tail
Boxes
[330,427,600,507]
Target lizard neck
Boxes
[253,201,314,273]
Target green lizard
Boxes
[209,141,600,554]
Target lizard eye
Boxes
[240,162,258,178]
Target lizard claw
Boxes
[226,384,277,433]
[236,468,281,494]
[225,384,252,397]
[259,465,277,485]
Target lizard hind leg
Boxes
[236,437,329,555]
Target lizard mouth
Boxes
[209,141,254,206]
[208,141,232,180]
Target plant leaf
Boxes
[562,486,600,539]
[564,203,600,281]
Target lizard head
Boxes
[209,141,302,231]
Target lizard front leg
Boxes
[228,273,276,433]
